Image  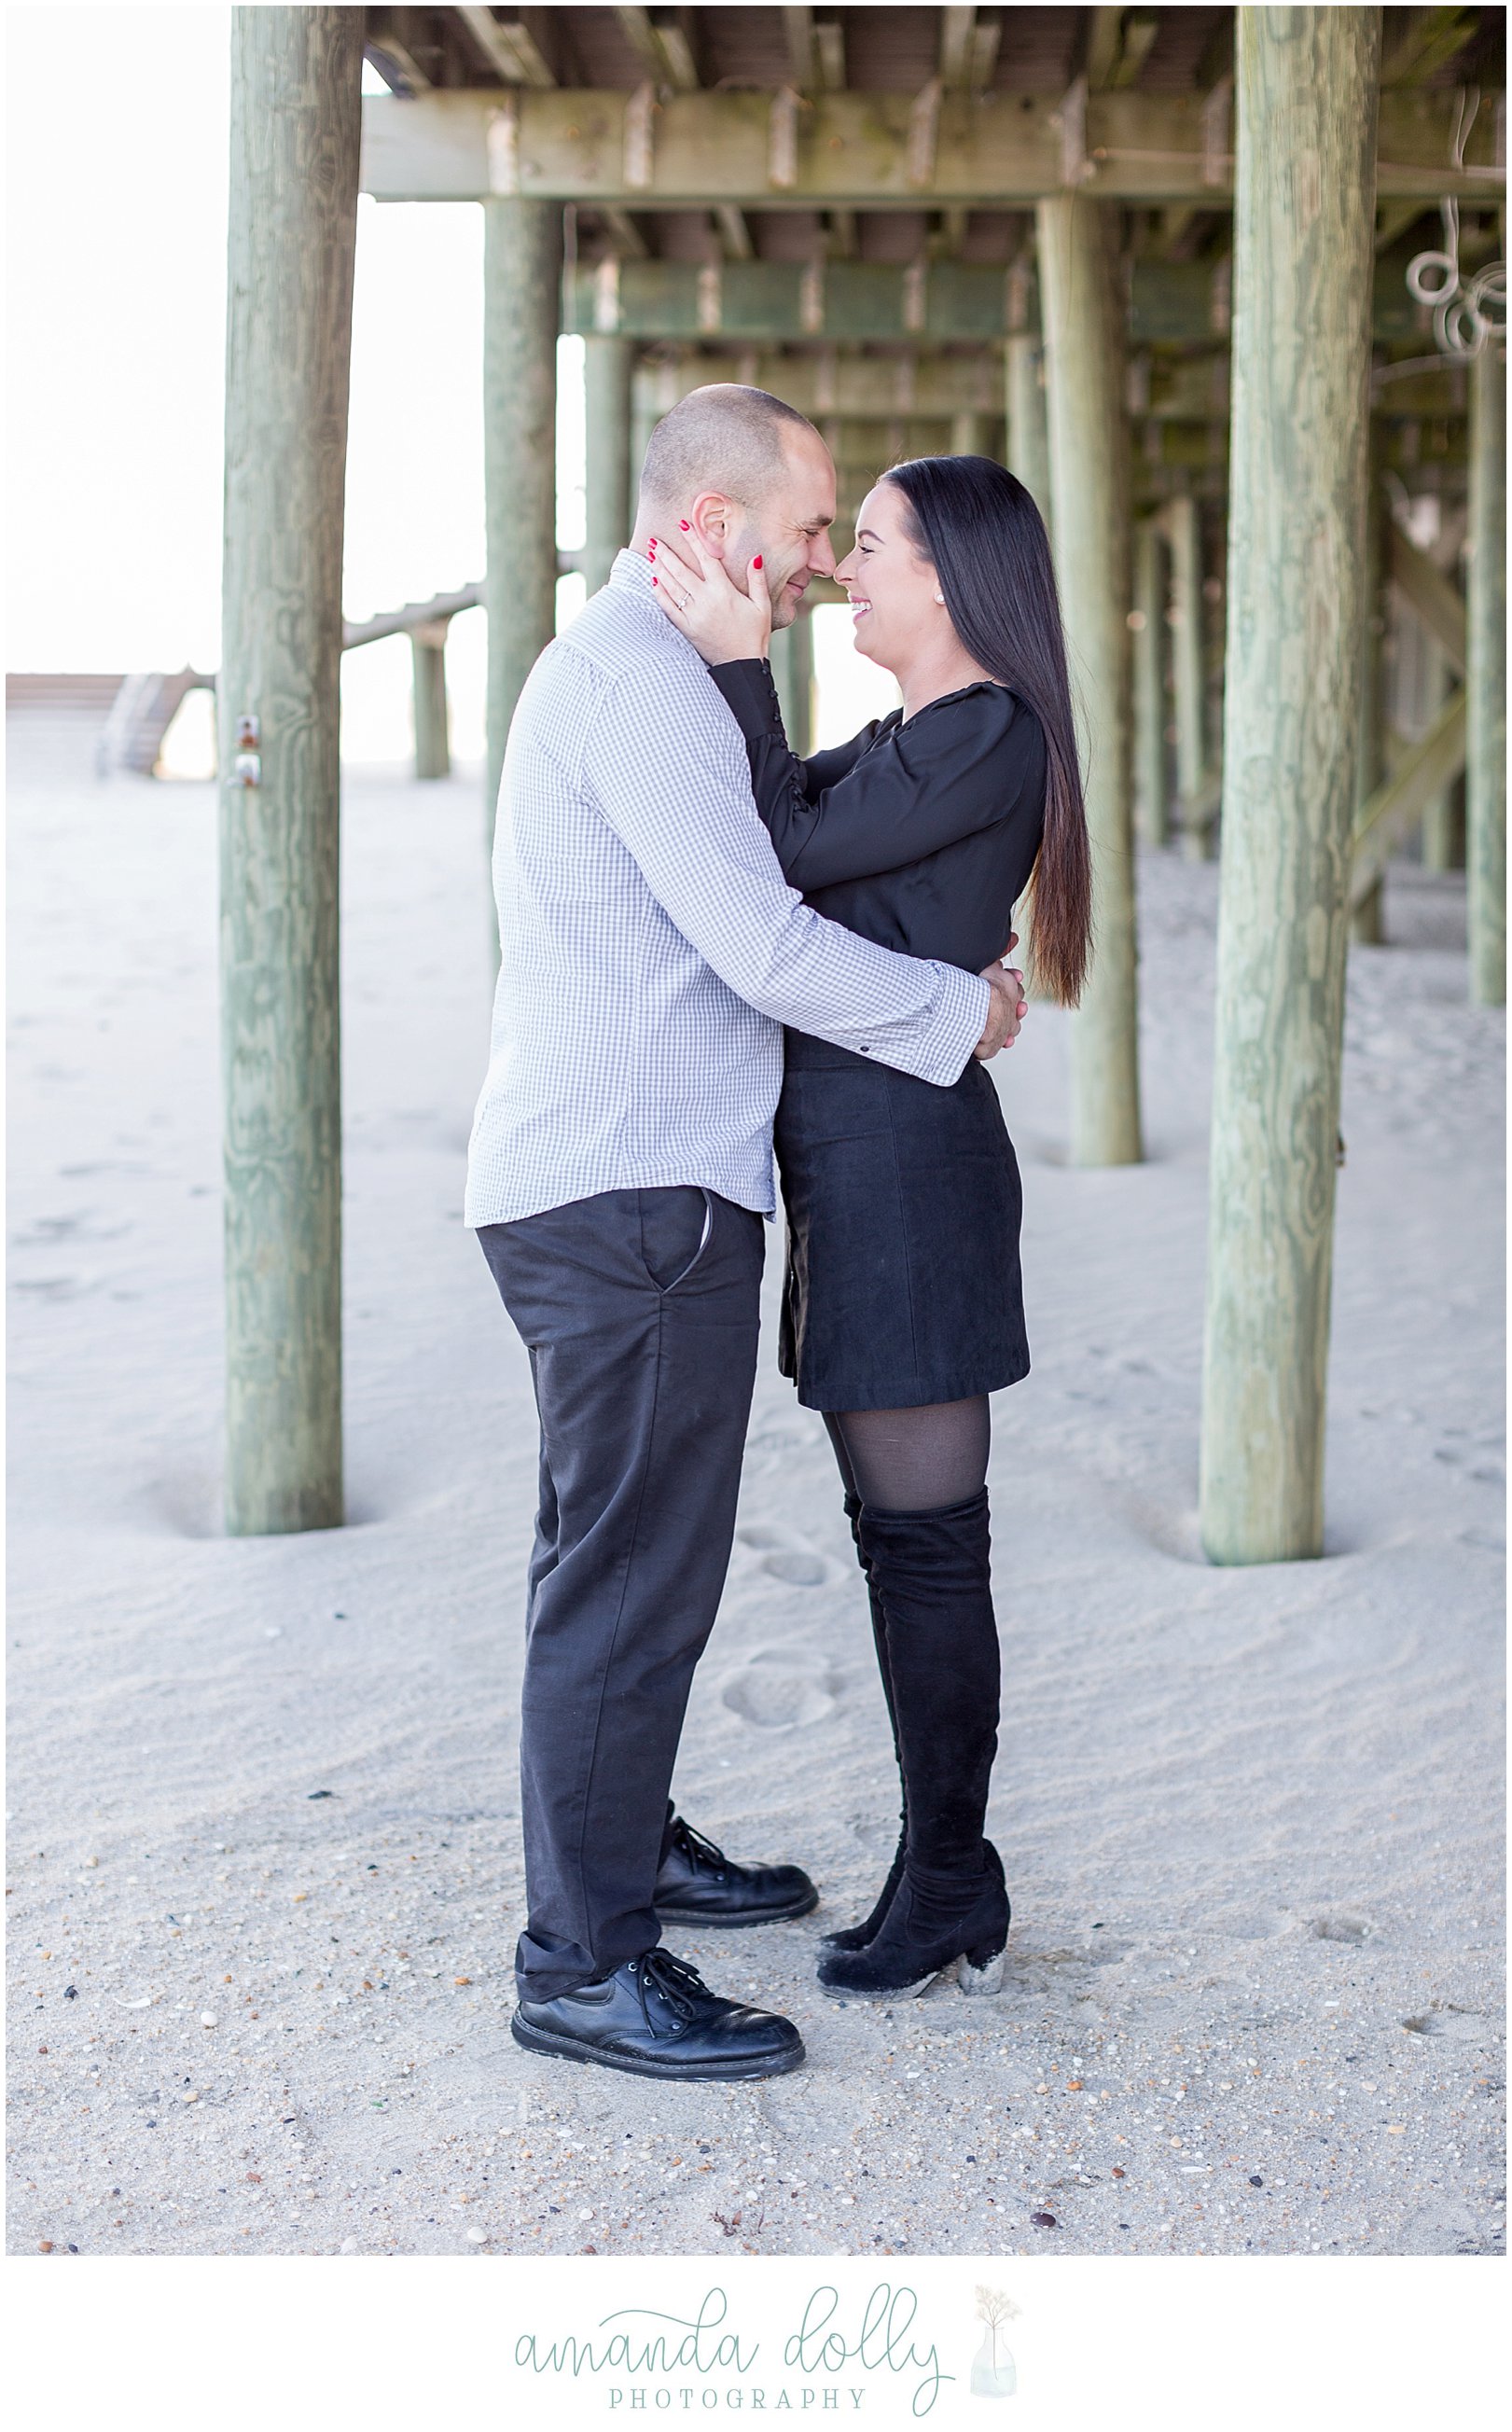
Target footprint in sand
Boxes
[737,1524,830,1588]
[1401,2006,1487,2043]
[1310,1914,1372,1945]
[721,1647,842,1730]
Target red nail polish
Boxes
[752,555,763,570]
[651,575,658,585]
[679,520,690,531]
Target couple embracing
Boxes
[465,383,1091,2081]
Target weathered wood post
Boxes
[1200,6,1380,1566]
[410,617,451,780]
[1169,488,1211,859]
[1036,194,1143,1165]
[484,198,562,847]
[951,410,989,457]
[219,6,361,1536]
[1005,332,1053,531]
[1133,517,1170,847]
[584,333,634,594]
[1467,338,1505,1006]
[1351,440,1388,943]
[1137,518,1172,851]
[770,610,814,757]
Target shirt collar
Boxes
[609,548,656,596]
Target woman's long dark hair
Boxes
[883,455,1092,1007]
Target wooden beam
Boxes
[365,8,432,95]
[1349,688,1469,899]
[939,7,978,90]
[598,206,649,259]
[614,7,699,93]
[1380,6,1478,87]
[1467,339,1505,1004]
[1085,7,1126,91]
[220,4,362,1536]
[813,13,846,92]
[361,87,1505,206]
[783,6,817,91]
[456,7,556,88]
[1038,191,1142,1168]
[1375,196,1429,251]
[1388,520,1468,672]
[714,204,754,260]
[343,582,483,647]
[1200,6,1381,1567]
[634,348,1006,417]
[1109,11,1161,90]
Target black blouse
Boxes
[708,659,1047,976]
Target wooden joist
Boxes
[557,253,1443,345]
[1348,688,1470,903]
[361,85,1504,207]
[1388,521,1468,673]
[456,7,557,88]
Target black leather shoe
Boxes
[653,1812,819,1928]
[512,1948,805,2081]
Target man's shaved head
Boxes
[639,383,818,513]
[631,382,839,628]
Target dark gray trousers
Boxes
[479,1186,765,1999]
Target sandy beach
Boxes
[7,710,1504,2259]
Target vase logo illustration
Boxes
[970,2285,1020,2399]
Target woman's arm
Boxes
[708,659,1044,891]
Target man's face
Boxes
[723,426,839,628]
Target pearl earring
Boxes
[934,591,945,605]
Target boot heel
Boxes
[956,1944,1006,1995]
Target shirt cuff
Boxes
[910,963,993,1087]
[707,659,787,746]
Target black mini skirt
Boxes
[774,1027,1031,1412]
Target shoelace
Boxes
[628,1947,710,2033]
[669,1816,728,1878]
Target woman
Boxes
[650,455,1091,1999]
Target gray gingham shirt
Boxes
[464,550,990,1229]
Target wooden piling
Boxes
[584,333,634,594]
[770,610,814,757]
[1200,6,1381,1566]
[1467,338,1505,1007]
[1169,490,1211,860]
[1133,518,1169,847]
[484,198,562,846]
[1005,332,1053,531]
[410,618,451,780]
[1036,193,1143,1166]
[218,5,362,1535]
[1351,446,1388,944]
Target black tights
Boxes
[824,1396,990,1513]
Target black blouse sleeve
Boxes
[707,657,1044,892]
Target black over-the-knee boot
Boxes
[818,1489,1009,1999]
[822,1493,909,1953]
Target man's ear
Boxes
[687,491,733,559]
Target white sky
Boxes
[5,2,895,758]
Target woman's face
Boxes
[833,481,944,673]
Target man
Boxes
[467,386,1022,2081]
